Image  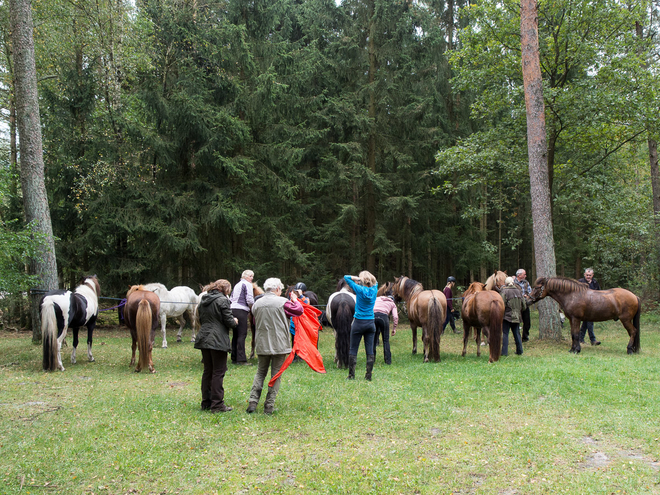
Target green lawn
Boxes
[1,313,659,494]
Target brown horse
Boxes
[484,270,507,291]
[392,276,446,362]
[529,277,641,354]
[460,282,504,362]
[124,285,161,373]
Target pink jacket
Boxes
[373,296,398,332]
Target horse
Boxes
[529,277,641,354]
[484,270,507,291]
[124,285,161,373]
[142,283,199,347]
[460,282,505,362]
[325,278,356,368]
[391,276,447,362]
[41,275,101,372]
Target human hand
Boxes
[234,318,239,325]
[391,329,396,336]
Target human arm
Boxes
[219,297,238,328]
[245,280,255,308]
[283,293,304,317]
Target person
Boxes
[229,270,255,365]
[500,276,526,356]
[194,279,239,413]
[442,276,458,334]
[578,268,601,346]
[344,271,378,380]
[247,278,304,415]
[514,269,532,342]
[289,282,310,361]
[373,294,398,365]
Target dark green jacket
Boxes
[194,291,237,351]
[501,285,527,324]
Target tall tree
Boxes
[520,0,560,338]
[9,0,58,341]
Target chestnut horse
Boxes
[124,285,161,373]
[460,282,504,362]
[484,270,507,291]
[529,277,640,354]
[392,276,446,362]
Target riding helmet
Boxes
[294,282,307,292]
[447,276,457,283]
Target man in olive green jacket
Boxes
[247,278,303,415]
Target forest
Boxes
[0,0,658,306]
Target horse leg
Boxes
[475,328,482,358]
[249,321,255,360]
[149,328,157,373]
[189,309,197,342]
[422,326,429,363]
[569,319,582,353]
[176,315,185,342]
[461,322,470,357]
[56,326,69,371]
[87,324,95,362]
[130,335,137,367]
[160,313,168,348]
[621,319,638,354]
[411,326,417,355]
[71,327,79,364]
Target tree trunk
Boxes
[521,0,561,339]
[479,185,487,282]
[365,0,378,274]
[10,0,59,343]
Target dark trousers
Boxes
[502,320,523,356]
[374,313,391,364]
[521,307,531,340]
[200,349,228,411]
[442,309,456,333]
[231,308,249,363]
[579,321,596,343]
[349,318,376,356]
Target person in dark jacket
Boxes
[578,268,601,345]
[501,276,526,356]
[195,279,238,413]
[442,276,458,334]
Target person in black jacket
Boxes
[578,268,601,346]
[194,279,238,413]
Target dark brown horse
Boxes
[529,277,641,354]
[392,276,446,362]
[460,282,504,363]
[124,285,161,373]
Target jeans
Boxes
[502,320,523,356]
[579,321,597,343]
[231,309,249,363]
[200,349,228,411]
[521,307,531,340]
[442,309,456,333]
[374,313,391,364]
[349,318,376,356]
[248,354,287,408]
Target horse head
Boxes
[463,281,486,298]
[377,281,393,297]
[529,277,548,302]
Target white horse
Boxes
[143,283,200,348]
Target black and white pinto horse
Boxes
[41,275,101,371]
[326,278,356,369]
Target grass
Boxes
[1,312,659,494]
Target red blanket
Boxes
[268,301,326,386]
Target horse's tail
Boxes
[489,300,503,362]
[633,296,641,352]
[41,299,58,371]
[427,296,443,362]
[136,299,152,371]
[335,300,353,368]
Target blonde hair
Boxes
[359,270,377,287]
[241,270,254,280]
[203,279,232,295]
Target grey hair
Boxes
[505,276,515,286]
[584,268,594,274]
[516,269,526,276]
[241,270,254,279]
[263,277,283,292]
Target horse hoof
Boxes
[89,357,95,362]
[191,338,196,343]
[177,338,182,343]
[71,359,76,364]
[412,350,417,355]
[627,348,634,355]
[162,343,168,348]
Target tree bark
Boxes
[10,0,59,342]
[521,0,561,339]
[365,0,378,274]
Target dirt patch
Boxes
[582,435,598,445]
[582,451,610,469]
[168,382,189,388]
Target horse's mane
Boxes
[78,275,101,297]
[336,278,353,293]
[394,276,423,301]
[143,282,167,292]
[463,281,486,298]
[541,277,590,294]
[484,271,507,290]
[127,285,148,297]
[252,283,264,296]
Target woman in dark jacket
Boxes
[194,279,238,413]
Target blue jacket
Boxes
[344,275,378,320]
